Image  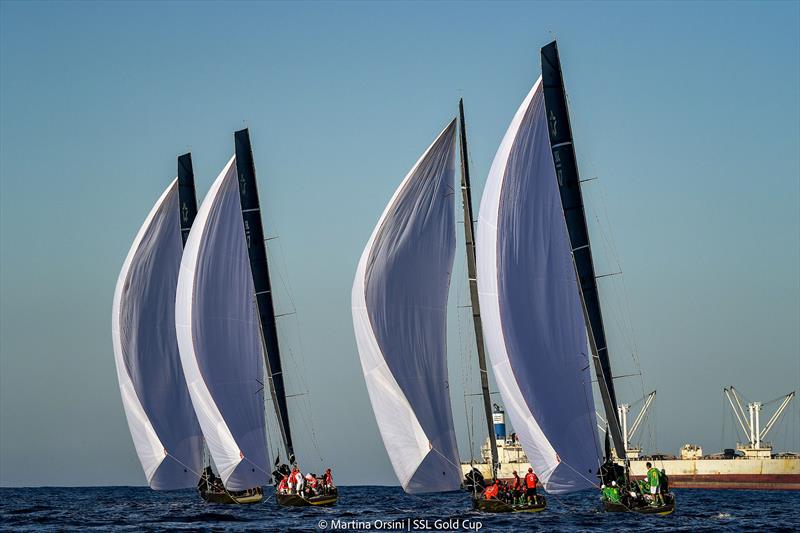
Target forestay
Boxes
[112,180,204,489]
[176,157,270,490]
[476,79,600,493]
[352,120,462,493]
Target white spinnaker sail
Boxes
[352,120,462,494]
[112,180,204,489]
[176,157,270,490]
[476,78,600,493]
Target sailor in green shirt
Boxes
[646,462,663,505]
[601,481,621,503]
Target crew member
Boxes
[305,473,318,496]
[601,481,621,503]
[511,470,523,504]
[324,468,334,492]
[646,462,662,505]
[278,474,289,494]
[660,468,670,494]
[525,467,538,503]
[483,479,499,500]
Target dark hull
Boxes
[602,495,675,515]
[199,488,263,505]
[472,496,546,513]
[276,489,338,507]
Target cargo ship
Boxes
[461,387,799,490]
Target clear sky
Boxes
[1,1,798,487]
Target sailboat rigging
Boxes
[233,128,337,507]
[540,40,674,514]
[233,129,295,466]
[457,99,499,484]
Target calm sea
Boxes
[1,486,798,532]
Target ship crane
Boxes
[596,391,657,459]
[723,386,795,457]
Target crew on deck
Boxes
[483,479,500,500]
[601,481,621,503]
[646,462,663,505]
[511,470,523,504]
[525,467,539,503]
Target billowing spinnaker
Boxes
[352,120,461,493]
[476,79,600,493]
[112,180,204,489]
[176,157,270,490]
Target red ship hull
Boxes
[632,473,800,490]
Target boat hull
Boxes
[472,496,545,513]
[602,500,674,515]
[276,489,338,507]
[199,488,263,505]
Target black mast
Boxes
[233,128,295,463]
[540,40,626,460]
[177,152,198,246]
[458,99,499,479]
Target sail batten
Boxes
[353,120,462,493]
[176,157,270,490]
[476,79,599,494]
[112,177,203,489]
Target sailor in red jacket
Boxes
[278,474,289,494]
[525,467,539,502]
[511,470,523,503]
[483,479,500,500]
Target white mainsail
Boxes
[352,120,462,493]
[475,78,600,493]
[175,157,270,490]
[111,179,204,489]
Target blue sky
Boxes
[1,1,798,486]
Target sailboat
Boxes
[473,40,675,515]
[539,40,675,515]
[351,99,544,512]
[112,153,204,491]
[458,101,546,513]
[176,129,337,506]
[471,52,602,514]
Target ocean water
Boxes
[1,486,798,532]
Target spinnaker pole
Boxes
[540,40,626,460]
[458,98,499,479]
[234,128,295,463]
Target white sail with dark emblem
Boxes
[475,78,600,493]
[175,157,270,490]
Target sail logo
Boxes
[244,220,252,249]
[553,150,565,186]
[549,109,558,137]
[238,172,247,195]
[181,203,189,223]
